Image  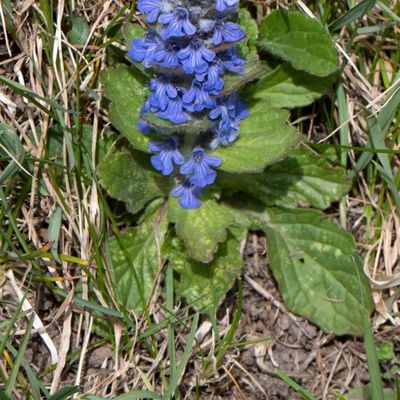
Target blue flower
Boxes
[137,0,162,23]
[209,95,249,146]
[129,32,163,68]
[141,94,160,114]
[212,124,239,146]
[149,137,184,175]
[220,47,246,74]
[180,146,221,188]
[138,120,151,134]
[157,88,190,123]
[171,179,203,209]
[196,59,224,92]
[212,20,245,46]
[156,40,182,68]
[178,39,215,74]
[159,7,196,39]
[198,18,215,34]
[150,75,178,110]
[210,95,249,130]
[183,80,216,112]
[216,0,239,12]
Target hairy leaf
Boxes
[102,65,149,152]
[107,209,168,312]
[220,62,265,97]
[98,149,167,214]
[170,234,244,312]
[168,197,235,263]
[237,8,259,59]
[212,102,299,173]
[258,10,338,77]
[67,16,90,45]
[122,22,145,46]
[141,113,214,134]
[259,208,373,336]
[245,63,337,109]
[219,147,350,209]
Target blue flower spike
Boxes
[130,0,250,209]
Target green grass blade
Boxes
[329,0,377,32]
[47,386,80,400]
[0,299,25,383]
[336,82,349,227]
[273,369,318,400]
[377,73,400,134]
[377,1,400,23]
[5,316,34,396]
[228,336,272,348]
[351,73,400,177]
[363,320,385,400]
[0,76,69,118]
[0,124,26,184]
[161,313,199,400]
[24,365,44,400]
[52,287,126,319]
[114,392,161,400]
[0,389,11,400]
[367,114,400,213]
[48,206,62,263]
[166,266,177,395]
[215,277,243,366]
[85,392,161,400]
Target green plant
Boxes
[99,6,373,338]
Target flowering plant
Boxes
[99,5,373,336]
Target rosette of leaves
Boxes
[100,8,373,336]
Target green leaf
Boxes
[237,8,259,59]
[168,197,235,263]
[259,208,373,336]
[102,65,149,152]
[0,124,25,184]
[212,102,299,173]
[258,10,338,77]
[219,147,351,210]
[170,235,244,312]
[376,342,395,361]
[141,113,214,135]
[221,61,265,97]
[245,63,337,109]
[122,22,145,46]
[98,149,167,214]
[67,16,90,45]
[107,209,168,312]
